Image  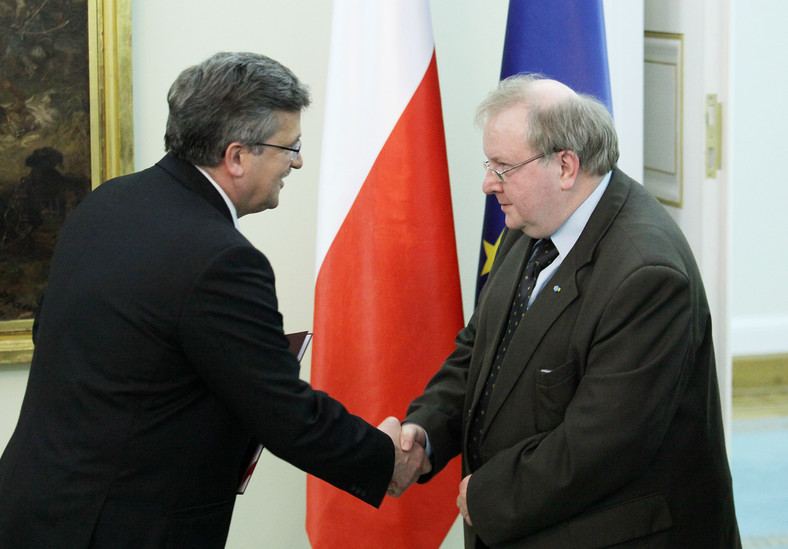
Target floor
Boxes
[730,385,788,548]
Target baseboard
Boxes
[732,354,788,419]
[731,315,788,356]
[733,354,788,390]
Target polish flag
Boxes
[306,1,464,548]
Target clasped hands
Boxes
[378,417,432,497]
[378,417,473,525]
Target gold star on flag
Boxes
[480,230,504,276]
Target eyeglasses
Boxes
[482,152,545,182]
[251,140,301,161]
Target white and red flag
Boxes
[307,1,464,547]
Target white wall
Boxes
[0,1,643,548]
[729,0,788,356]
[0,365,28,465]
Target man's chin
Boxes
[503,217,520,230]
[250,198,279,214]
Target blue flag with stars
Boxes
[475,0,613,304]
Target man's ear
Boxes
[557,150,580,190]
[222,142,246,178]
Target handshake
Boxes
[377,417,473,525]
[378,417,432,498]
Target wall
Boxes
[730,0,788,356]
[0,365,28,466]
[0,1,642,547]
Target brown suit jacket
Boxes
[406,169,740,548]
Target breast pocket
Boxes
[535,359,578,432]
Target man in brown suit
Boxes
[398,75,740,548]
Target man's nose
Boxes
[482,170,502,195]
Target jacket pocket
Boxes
[567,493,673,548]
[535,359,578,432]
[166,499,235,548]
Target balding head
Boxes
[528,78,577,107]
[476,74,619,176]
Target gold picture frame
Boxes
[0,0,133,365]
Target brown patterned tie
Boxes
[468,238,558,471]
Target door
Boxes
[644,0,733,433]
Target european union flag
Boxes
[475,0,613,304]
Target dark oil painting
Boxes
[1,0,91,322]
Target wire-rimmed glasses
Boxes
[482,152,545,182]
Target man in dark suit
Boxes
[397,75,740,548]
[0,52,428,548]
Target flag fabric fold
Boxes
[475,0,613,302]
[307,1,464,548]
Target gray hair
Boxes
[164,52,311,166]
[475,74,619,176]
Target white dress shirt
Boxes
[527,171,612,307]
[197,166,240,229]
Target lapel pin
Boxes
[553,285,561,293]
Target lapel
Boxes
[477,169,634,429]
[469,234,533,409]
[155,153,234,224]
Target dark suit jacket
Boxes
[406,169,740,549]
[0,154,393,548]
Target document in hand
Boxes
[237,331,313,494]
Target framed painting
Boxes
[0,0,133,365]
